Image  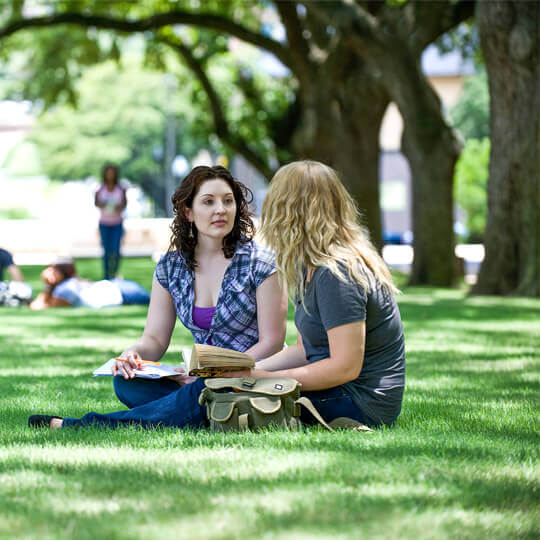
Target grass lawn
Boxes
[1,258,538,539]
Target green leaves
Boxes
[451,70,489,141]
[27,59,208,213]
[0,0,294,182]
[454,138,490,242]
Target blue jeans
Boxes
[300,386,370,426]
[62,377,207,429]
[62,378,369,429]
[99,223,123,279]
[110,279,150,305]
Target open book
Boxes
[93,344,253,379]
[184,344,255,377]
[93,358,181,379]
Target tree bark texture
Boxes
[356,49,459,285]
[342,1,469,286]
[292,65,389,250]
[395,56,460,286]
[473,1,540,296]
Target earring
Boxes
[188,222,194,238]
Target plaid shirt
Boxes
[154,240,277,352]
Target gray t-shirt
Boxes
[295,265,405,426]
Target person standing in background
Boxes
[95,164,127,279]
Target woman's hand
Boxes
[113,350,143,379]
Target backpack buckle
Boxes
[241,377,257,388]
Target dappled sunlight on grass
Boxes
[1,266,539,538]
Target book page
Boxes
[189,344,255,369]
[92,359,179,379]
[180,347,191,373]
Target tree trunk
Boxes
[352,29,460,285]
[402,120,459,287]
[389,53,460,286]
[140,174,168,217]
[292,71,389,250]
[473,1,540,296]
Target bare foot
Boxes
[50,418,63,429]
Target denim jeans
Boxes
[300,385,369,426]
[110,279,150,305]
[112,378,369,426]
[62,377,207,429]
[62,377,369,429]
[99,222,123,279]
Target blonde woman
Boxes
[227,160,405,428]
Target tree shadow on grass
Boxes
[399,294,540,324]
[0,444,537,539]
[406,348,538,384]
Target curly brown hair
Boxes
[169,165,255,270]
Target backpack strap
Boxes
[295,396,334,431]
[329,417,373,433]
[295,396,374,433]
[238,413,249,430]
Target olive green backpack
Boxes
[198,377,373,432]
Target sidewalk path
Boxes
[383,244,485,284]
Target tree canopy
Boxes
[1,0,476,287]
[28,58,217,215]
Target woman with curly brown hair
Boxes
[29,165,287,430]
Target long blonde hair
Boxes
[260,160,398,303]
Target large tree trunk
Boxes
[402,127,458,286]
[388,52,460,286]
[349,28,461,285]
[473,1,540,296]
[292,70,389,250]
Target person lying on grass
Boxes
[28,165,288,429]
[29,257,150,310]
[0,247,24,282]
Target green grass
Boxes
[1,260,538,539]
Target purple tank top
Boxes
[192,305,216,331]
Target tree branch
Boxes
[309,0,383,60]
[157,32,273,179]
[0,9,293,68]
[409,0,476,54]
[274,1,312,83]
[313,1,474,57]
